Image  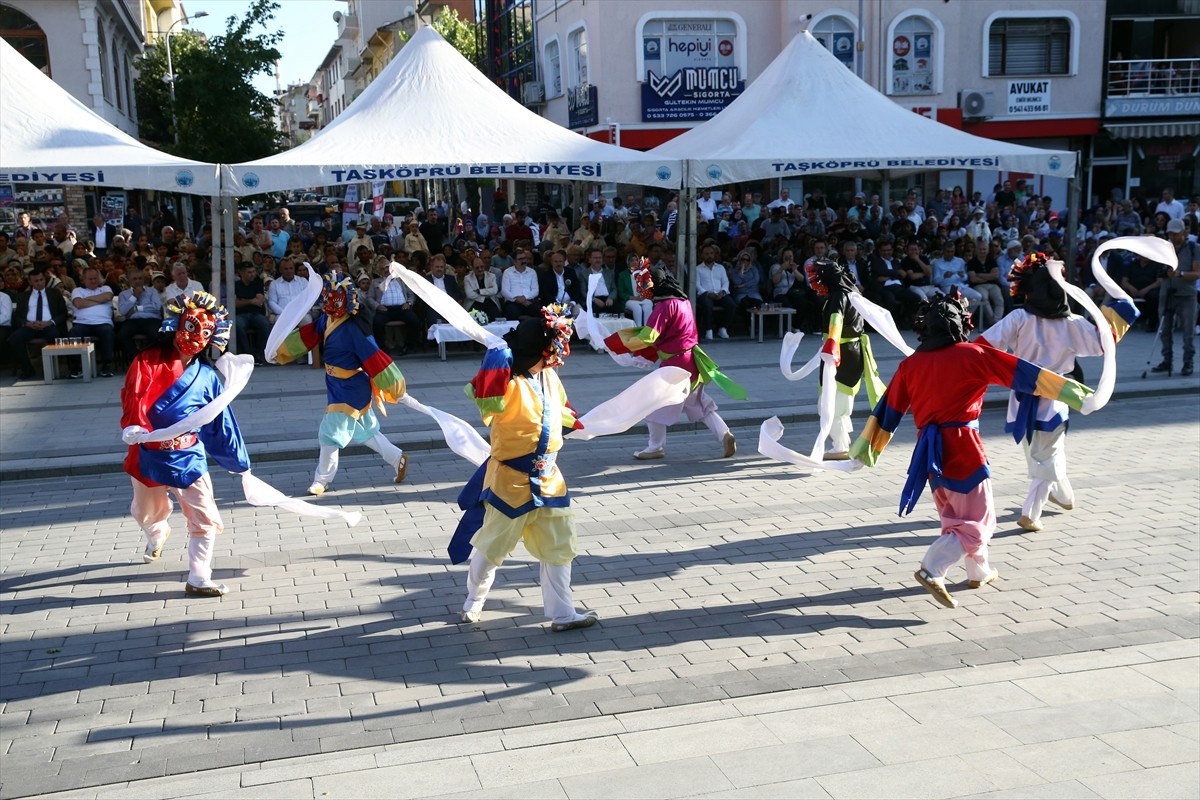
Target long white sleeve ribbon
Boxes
[566,367,692,440]
[1047,236,1175,415]
[398,393,490,466]
[385,261,506,349]
[265,262,323,364]
[848,293,915,357]
[582,273,655,369]
[129,353,255,443]
[757,416,861,473]
[239,471,362,527]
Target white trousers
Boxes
[922,532,994,583]
[462,549,589,625]
[625,299,654,327]
[645,410,729,451]
[313,433,404,486]
[1022,428,1073,524]
[828,390,854,452]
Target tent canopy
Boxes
[223,27,681,196]
[652,31,1077,188]
[0,38,220,195]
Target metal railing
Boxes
[1107,57,1200,96]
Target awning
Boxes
[1104,121,1200,139]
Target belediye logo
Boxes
[1048,156,1061,171]
[175,170,194,188]
[243,172,260,189]
[656,166,672,181]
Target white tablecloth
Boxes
[427,320,518,344]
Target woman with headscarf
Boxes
[603,263,744,461]
[452,306,598,632]
[975,252,1137,532]
[849,290,1093,609]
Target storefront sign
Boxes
[907,104,938,119]
[642,66,744,121]
[1104,96,1200,117]
[1007,80,1051,115]
[568,84,598,129]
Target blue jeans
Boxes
[236,312,271,361]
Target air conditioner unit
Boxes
[523,81,545,105]
[958,89,996,120]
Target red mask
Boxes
[176,307,215,357]
[323,288,348,318]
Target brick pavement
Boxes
[1,381,1197,798]
[2,326,1200,800]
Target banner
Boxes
[1007,80,1051,115]
[372,180,385,218]
[101,193,125,227]
[342,183,359,229]
[568,84,599,129]
[642,67,744,122]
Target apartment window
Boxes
[97,19,112,103]
[0,5,51,74]
[988,18,1070,76]
[568,26,587,88]
[888,13,939,95]
[813,15,855,70]
[639,16,739,80]
[544,38,561,96]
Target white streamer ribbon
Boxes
[239,471,362,527]
[385,261,506,349]
[129,353,255,444]
[1046,236,1174,414]
[757,416,861,473]
[566,367,692,440]
[398,393,490,466]
[582,273,655,369]
[265,262,323,364]
[849,293,915,357]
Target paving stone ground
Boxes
[1,332,1197,799]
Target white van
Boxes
[359,197,424,220]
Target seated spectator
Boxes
[116,269,163,363]
[839,241,869,293]
[899,240,939,301]
[581,247,616,316]
[867,239,922,325]
[729,250,764,317]
[500,248,540,319]
[422,253,462,326]
[930,240,983,316]
[233,264,270,364]
[769,246,805,308]
[163,262,202,305]
[370,262,421,355]
[8,270,68,379]
[615,253,653,325]
[0,289,10,361]
[355,272,377,327]
[267,257,311,325]
[964,207,990,241]
[403,221,429,255]
[464,255,503,319]
[538,250,582,313]
[966,239,1005,328]
[696,244,735,340]
[70,266,116,377]
[2,264,26,300]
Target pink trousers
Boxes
[129,473,223,539]
[923,480,996,581]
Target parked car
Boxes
[359,197,423,221]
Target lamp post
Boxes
[163,11,208,145]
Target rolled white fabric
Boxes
[398,393,489,466]
[779,331,821,382]
[1090,235,1173,304]
[566,366,692,440]
[126,353,255,444]
[848,293,915,356]
[757,416,861,473]
[239,470,362,527]
[386,261,505,349]
[809,360,839,461]
[265,262,323,364]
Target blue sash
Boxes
[1008,390,1038,444]
[899,420,978,516]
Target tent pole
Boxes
[223,196,237,351]
[209,194,221,305]
[687,183,698,306]
[1064,152,1082,284]
[674,162,687,290]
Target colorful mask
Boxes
[321,273,359,318]
[161,291,231,356]
[631,257,654,300]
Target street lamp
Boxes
[163,11,209,145]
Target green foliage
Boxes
[429,7,484,67]
[134,0,284,163]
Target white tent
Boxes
[222,27,681,196]
[0,38,220,195]
[652,31,1077,188]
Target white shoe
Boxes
[704,330,713,341]
[633,447,665,460]
[722,432,736,458]
[143,528,170,563]
[717,327,730,339]
[550,612,599,632]
[307,482,326,496]
[460,610,481,624]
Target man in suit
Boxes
[866,238,922,326]
[421,253,463,326]
[9,269,68,380]
[90,214,118,258]
[538,250,583,313]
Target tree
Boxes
[135,0,284,163]
[428,8,485,68]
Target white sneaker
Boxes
[704,330,713,341]
[633,447,665,460]
[307,482,326,496]
[717,327,730,339]
[143,528,170,563]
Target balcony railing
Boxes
[1107,58,1200,97]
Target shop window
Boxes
[567,25,587,89]
[812,14,856,70]
[544,37,561,96]
[887,12,941,96]
[638,15,741,81]
[0,4,50,74]
[988,17,1071,76]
